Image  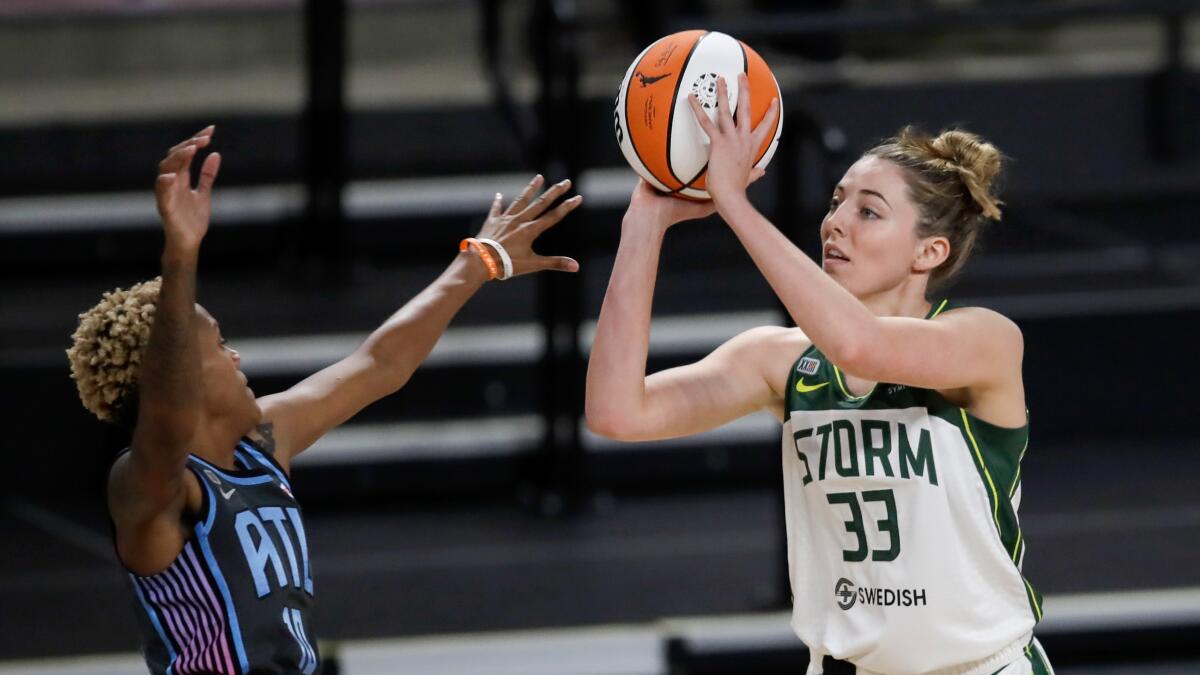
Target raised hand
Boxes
[687,73,779,207]
[624,167,765,230]
[626,178,716,228]
[476,175,583,277]
[154,125,221,254]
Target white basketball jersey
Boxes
[782,300,1041,674]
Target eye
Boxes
[860,207,879,219]
[827,197,840,212]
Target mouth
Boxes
[823,242,850,268]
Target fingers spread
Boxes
[189,125,215,145]
[688,94,716,135]
[539,256,579,273]
[751,98,780,149]
[158,144,197,175]
[525,194,582,237]
[505,174,543,216]
[735,73,751,129]
[168,126,214,155]
[517,178,572,222]
[715,76,733,132]
[196,152,222,194]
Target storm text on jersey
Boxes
[791,418,939,487]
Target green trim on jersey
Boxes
[1024,641,1053,675]
[985,641,1052,675]
[833,364,873,400]
[951,408,1042,622]
[929,298,950,319]
[785,298,1043,625]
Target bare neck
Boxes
[189,411,258,471]
[858,276,934,319]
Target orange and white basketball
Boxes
[614,30,783,200]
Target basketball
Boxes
[614,30,784,200]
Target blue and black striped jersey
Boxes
[121,439,318,674]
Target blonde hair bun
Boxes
[902,127,1004,220]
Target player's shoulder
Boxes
[722,325,812,370]
[937,305,1023,346]
[724,324,811,348]
[107,448,203,521]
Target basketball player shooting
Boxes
[587,74,1052,674]
[66,126,582,674]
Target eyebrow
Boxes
[832,185,891,208]
[860,189,890,207]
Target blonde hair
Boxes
[66,278,161,426]
[866,126,1004,290]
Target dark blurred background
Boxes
[1,0,1199,673]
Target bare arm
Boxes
[259,176,583,465]
[115,128,220,514]
[693,76,1022,395]
[110,126,221,573]
[585,180,804,442]
[712,200,1021,391]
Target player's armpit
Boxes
[108,452,199,576]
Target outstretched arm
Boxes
[585,180,803,442]
[119,128,220,510]
[111,126,221,569]
[258,176,583,467]
[692,75,1022,394]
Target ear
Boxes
[912,235,950,274]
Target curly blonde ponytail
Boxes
[866,126,1005,289]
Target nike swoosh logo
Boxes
[220,487,235,500]
[635,71,671,87]
[795,378,829,394]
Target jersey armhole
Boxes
[188,463,216,535]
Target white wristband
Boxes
[477,238,513,280]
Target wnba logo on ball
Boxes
[835,578,857,610]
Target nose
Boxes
[822,208,846,241]
[229,348,241,367]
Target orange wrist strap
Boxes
[459,237,499,280]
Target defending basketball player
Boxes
[587,75,1053,674]
[67,126,582,674]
